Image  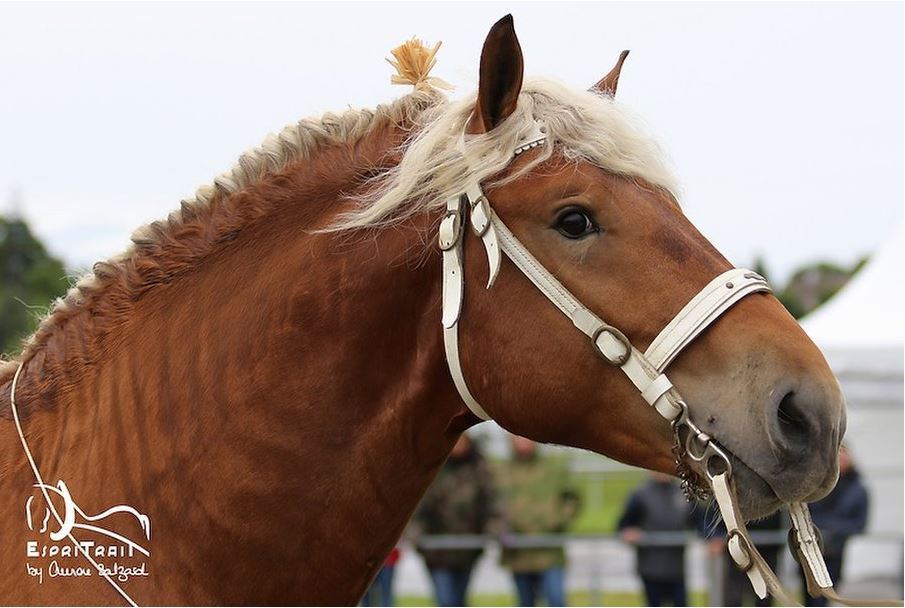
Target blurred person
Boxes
[707,510,784,606]
[497,435,581,607]
[617,472,701,607]
[360,547,400,607]
[409,434,501,606]
[797,444,868,607]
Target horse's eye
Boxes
[555,208,598,239]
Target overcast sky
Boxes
[1,2,902,283]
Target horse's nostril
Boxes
[776,391,811,448]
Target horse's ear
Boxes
[466,15,524,134]
[591,50,630,97]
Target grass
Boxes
[393,468,674,606]
[570,470,645,534]
[397,590,710,606]
[485,453,646,535]
[394,459,664,607]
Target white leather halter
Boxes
[439,122,771,425]
[436,121,901,607]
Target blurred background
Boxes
[1,2,901,606]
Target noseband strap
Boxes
[644,269,773,371]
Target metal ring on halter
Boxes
[683,426,711,461]
[704,443,733,480]
[674,400,690,420]
[679,422,733,480]
[591,324,631,366]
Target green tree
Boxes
[0,215,70,355]
[749,255,868,320]
[751,254,771,284]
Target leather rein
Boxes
[438,120,902,607]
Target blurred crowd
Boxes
[360,437,868,607]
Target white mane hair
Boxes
[333,78,681,231]
[0,78,679,374]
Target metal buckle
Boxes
[591,324,631,366]
[728,529,755,572]
[438,209,463,251]
[787,526,825,563]
[471,196,491,237]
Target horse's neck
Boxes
[0,122,470,602]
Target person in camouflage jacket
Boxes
[496,435,581,607]
[409,434,502,606]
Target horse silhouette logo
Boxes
[25,480,151,557]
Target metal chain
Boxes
[670,401,716,502]
[672,431,712,502]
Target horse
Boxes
[0,15,848,605]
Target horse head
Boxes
[437,16,845,520]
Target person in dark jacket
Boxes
[617,472,701,607]
[409,434,502,607]
[798,444,869,607]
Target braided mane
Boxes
[1,77,679,387]
[0,90,442,382]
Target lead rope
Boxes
[681,411,900,607]
[9,362,140,607]
[681,413,902,607]
[712,471,902,607]
[788,500,902,606]
[710,472,799,605]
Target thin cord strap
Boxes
[9,363,140,607]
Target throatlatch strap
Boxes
[442,323,490,420]
[815,586,904,607]
[440,194,490,420]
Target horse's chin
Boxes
[725,454,785,521]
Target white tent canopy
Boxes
[800,226,903,572]
[802,226,903,349]
[801,226,903,376]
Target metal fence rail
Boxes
[410,531,903,605]
[415,530,904,549]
